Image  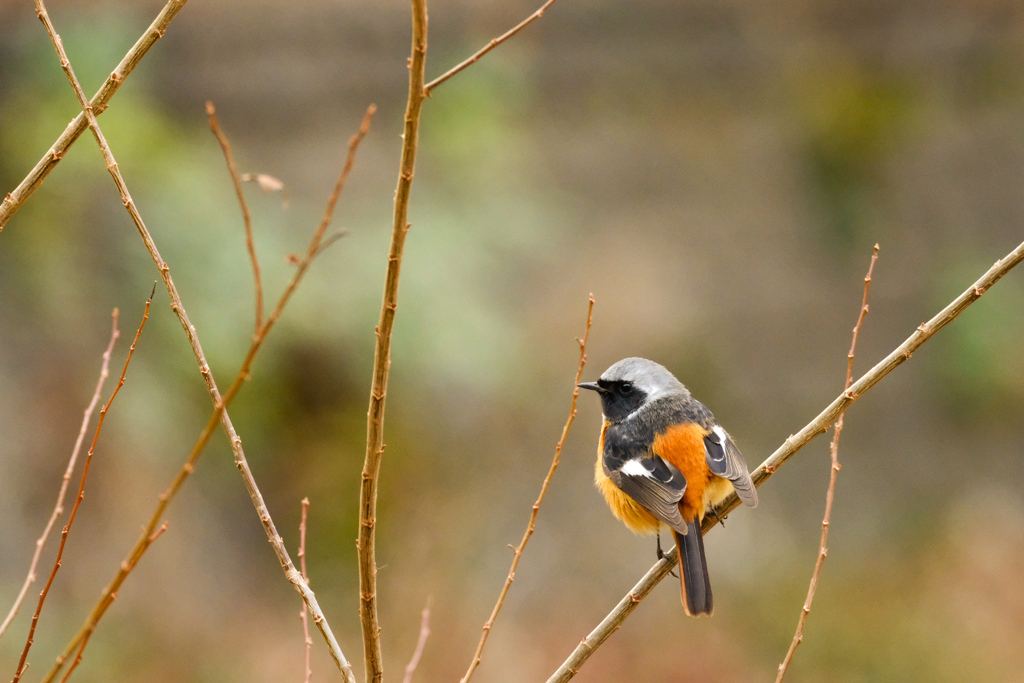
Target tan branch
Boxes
[358,2,427,682]
[299,498,313,683]
[547,238,1024,683]
[11,292,152,683]
[58,522,168,683]
[206,102,263,333]
[0,0,188,231]
[402,599,433,683]
[461,295,594,683]
[776,244,879,682]
[0,312,118,642]
[424,0,558,95]
[42,106,373,683]
[33,7,373,678]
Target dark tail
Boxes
[674,522,713,616]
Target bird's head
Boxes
[578,357,687,423]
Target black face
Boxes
[595,379,647,423]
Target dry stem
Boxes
[402,599,433,683]
[461,295,594,683]
[33,10,373,671]
[58,522,167,683]
[206,102,263,333]
[299,498,313,683]
[358,3,427,682]
[0,0,189,231]
[775,244,879,682]
[39,105,374,683]
[424,0,559,95]
[11,292,152,683]
[41,107,373,683]
[546,238,1024,683]
[0,312,119,642]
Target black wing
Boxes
[605,453,690,535]
[703,426,757,507]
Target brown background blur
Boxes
[1,0,1024,681]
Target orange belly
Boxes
[595,459,662,535]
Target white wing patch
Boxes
[713,425,727,442]
[620,458,652,478]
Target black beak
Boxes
[577,382,604,393]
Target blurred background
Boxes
[1,0,1023,681]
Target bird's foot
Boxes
[656,533,679,578]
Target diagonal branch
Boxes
[358,2,427,682]
[33,7,372,681]
[776,244,879,682]
[11,291,152,683]
[58,523,167,683]
[424,0,559,95]
[461,295,594,683]
[206,102,263,333]
[0,311,118,643]
[547,238,1024,683]
[298,498,313,683]
[39,104,374,683]
[0,0,189,231]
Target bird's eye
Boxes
[619,382,634,395]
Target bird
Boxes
[578,357,757,616]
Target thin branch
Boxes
[845,246,880,389]
[462,295,594,683]
[299,498,313,683]
[776,244,879,682]
[33,7,370,677]
[402,598,433,683]
[58,523,167,683]
[11,291,152,683]
[310,107,376,256]
[546,238,1024,683]
[39,105,375,683]
[424,0,558,95]
[206,101,263,333]
[0,0,189,231]
[358,3,427,682]
[0,312,119,642]
[311,231,348,259]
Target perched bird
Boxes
[578,357,757,616]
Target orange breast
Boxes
[652,423,713,522]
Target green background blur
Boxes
[1,0,1023,681]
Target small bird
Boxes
[578,357,757,616]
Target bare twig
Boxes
[39,105,374,683]
[299,498,313,683]
[58,523,167,683]
[311,107,376,256]
[11,291,152,683]
[206,101,263,333]
[461,295,594,683]
[547,239,1024,683]
[424,0,558,95]
[42,106,372,681]
[33,7,373,674]
[0,312,119,642]
[358,3,427,682]
[0,0,189,231]
[402,599,433,683]
[776,244,879,682]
